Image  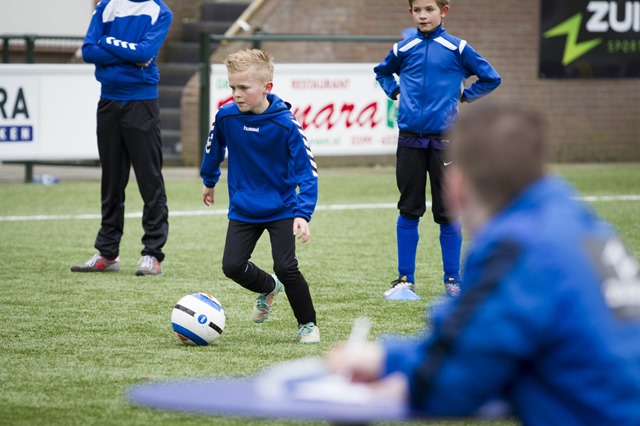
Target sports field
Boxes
[0,163,638,425]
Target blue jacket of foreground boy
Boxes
[382,176,640,425]
[201,93,318,224]
[374,25,501,136]
[82,0,173,101]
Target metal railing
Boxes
[198,33,400,162]
[1,34,83,64]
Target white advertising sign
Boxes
[0,64,100,161]
[210,63,398,156]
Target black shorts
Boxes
[396,145,454,224]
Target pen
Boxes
[347,316,371,348]
[339,316,371,380]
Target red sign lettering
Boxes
[215,97,381,131]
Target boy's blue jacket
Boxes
[383,177,640,425]
[374,25,501,135]
[82,0,173,100]
[200,93,318,224]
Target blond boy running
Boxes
[200,49,320,343]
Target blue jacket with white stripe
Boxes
[82,0,173,101]
[200,93,318,224]
[374,25,501,135]
[383,176,640,425]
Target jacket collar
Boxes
[231,93,290,117]
[416,24,445,40]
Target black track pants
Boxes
[94,99,169,261]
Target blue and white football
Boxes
[171,293,225,345]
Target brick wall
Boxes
[444,0,639,162]
[180,0,639,164]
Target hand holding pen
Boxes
[326,317,384,383]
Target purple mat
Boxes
[128,378,412,423]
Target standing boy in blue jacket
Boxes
[375,0,500,297]
[72,0,172,276]
[327,104,640,424]
[201,49,320,343]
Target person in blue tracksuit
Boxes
[72,0,172,276]
[327,104,640,425]
[375,0,501,298]
[201,49,320,343]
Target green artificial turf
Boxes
[0,163,638,425]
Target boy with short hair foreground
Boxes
[327,104,640,423]
[200,49,320,343]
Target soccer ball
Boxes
[171,293,226,345]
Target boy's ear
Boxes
[264,81,273,94]
[441,5,449,17]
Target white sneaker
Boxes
[70,254,120,272]
[135,255,162,276]
[294,322,320,343]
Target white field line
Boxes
[0,195,639,222]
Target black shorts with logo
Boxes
[395,134,454,224]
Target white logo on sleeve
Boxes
[105,37,138,50]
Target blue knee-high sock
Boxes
[397,215,419,283]
[439,220,462,282]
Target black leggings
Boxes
[221,219,317,325]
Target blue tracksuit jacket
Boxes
[374,25,501,135]
[200,93,318,224]
[383,176,640,425]
[82,0,173,100]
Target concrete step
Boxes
[163,152,182,167]
[162,129,181,145]
[158,85,183,109]
[201,1,250,22]
[183,21,232,43]
[165,41,202,64]
[160,107,181,131]
[161,128,182,164]
[158,63,199,86]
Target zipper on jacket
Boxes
[421,36,429,134]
